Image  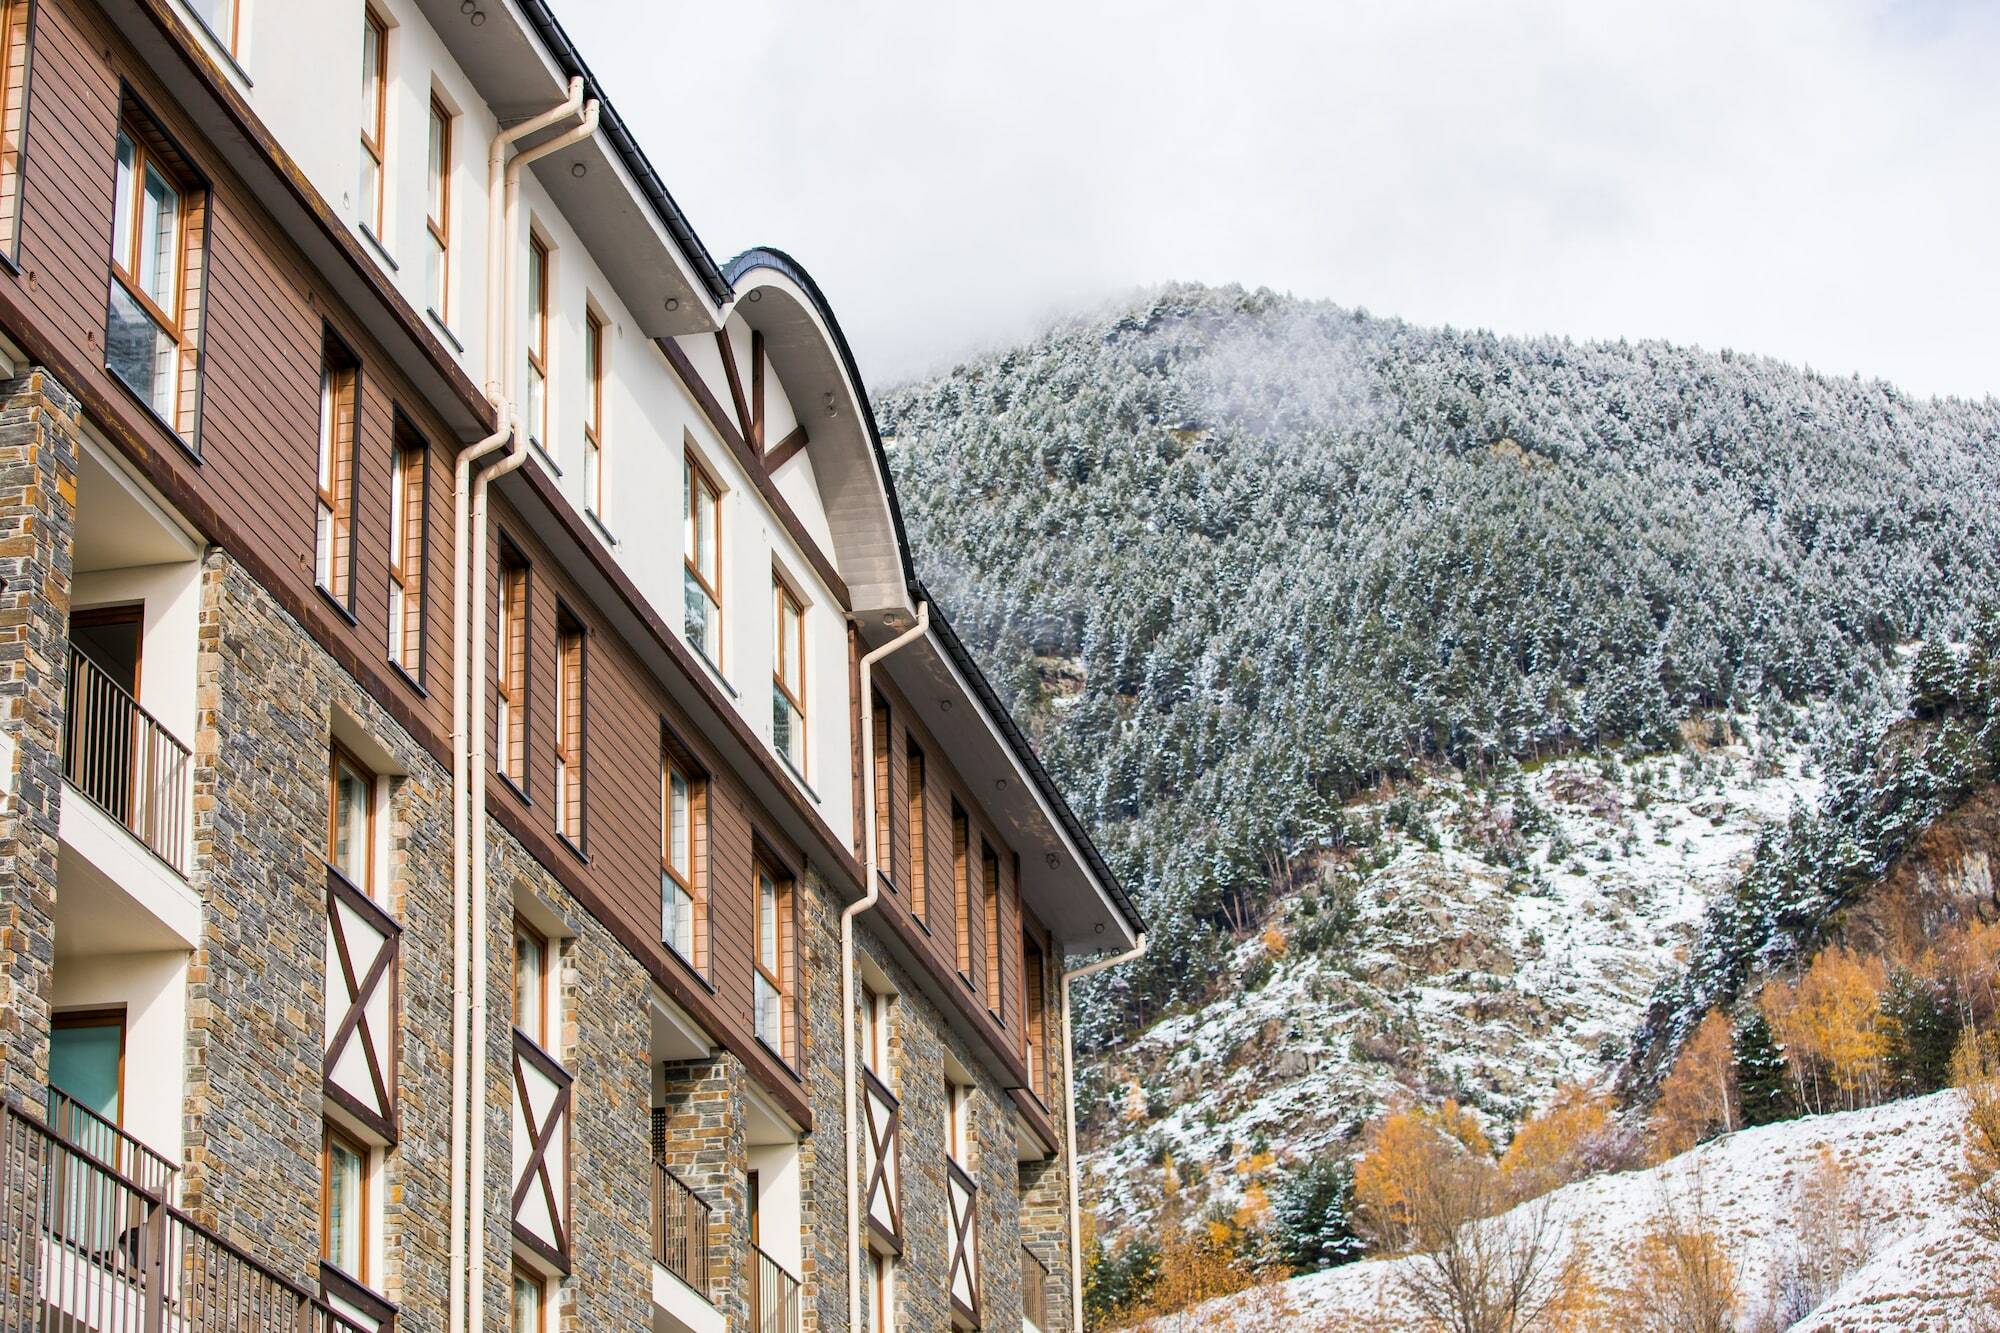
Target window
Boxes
[321,1125,369,1281]
[513,918,550,1048]
[107,109,206,440]
[525,235,548,449]
[583,309,605,516]
[50,1010,125,1129]
[0,0,33,257]
[1023,933,1047,1099]
[872,694,892,885]
[425,96,451,319]
[326,745,375,893]
[861,982,887,1079]
[358,9,386,235]
[772,576,805,773]
[185,0,237,53]
[497,546,528,789]
[907,743,927,921]
[952,804,971,983]
[871,1251,896,1333]
[754,860,794,1060]
[553,608,584,846]
[314,338,359,607]
[945,1078,971,1166]
[660,738,707,971]
[983,842,1002,1018]
[388,425,426,676]
[511,1268,545,1333]
[682,453,721,662]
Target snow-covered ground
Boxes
[1086,729,1819,1234]
[1146,1090,1992,1331]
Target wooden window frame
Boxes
[315,335,360,609]
[106,104,207,444]
[1022,931,1048,1101]
[51,1007,128,1123]
[320,1122,371,1283]
[660,732,709,975]
[872,1250,895,1333]
[0,0,35,259]
[754,857,797,1063]
[425,94,451,320]
[497,543,530,793]
[945,1078,970,1168]
[682,450,723,664]
[553,605,585,849]
[359,7,387,236]
[952,804,972,985]
[388,421,427,680]
[872,693,893,891]
[189,0,238,56]
[526,234,549,448]
[513,916,552,1050]
[982,841,1002,1020]
[326,742,377,897]
[583,307,605,516]
[772,573,807,774]
[907,743,927,923]
[512,1266,546,1333]
[861,981,887,1079]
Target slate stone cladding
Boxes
[1019,941,1075,1332]
[0,370,77,1108]
[187,549,455,1314]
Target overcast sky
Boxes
[562,0,2000,399]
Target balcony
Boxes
[64,645,191,876]
[1022,1245,1052,1332]
[749,1243,801,1333]
[0,1098,377,1332]
[650,1158,713,1319]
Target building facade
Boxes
[0,2,1143,1331]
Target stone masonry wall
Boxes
[0,370,76,1108]
[186,550,454,1323]
[1020,940,1075,1332]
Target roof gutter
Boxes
[513,0,732,308]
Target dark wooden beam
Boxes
[765,424,809,472]
[750,327,765,451]
[715,326,752,442]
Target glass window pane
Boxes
[50,1020,123,1123]
[106,282,175,419]
[326,1137,364,1275]
[513,1272,542,1333]
[138,163,179,309]
[514,929,543,1037]
[427,106,445,215]
[662,876,693,960]
[359,21,380,132]
[669,770,689,875]
[111,133,136,273]
[332,761,369,883]
[758,871,777,972]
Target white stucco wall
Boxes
[73,561,202,751]
[51,950,190,1172]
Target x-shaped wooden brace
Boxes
[863,1075,900,1239]
[948,1162,979,1313]
[324,871,397,1122]
[512,1042,571,1256]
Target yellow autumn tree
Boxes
[1501,1083,1616,1202]
[1649,1009,1738,1161]
[1952,1026,2000,1242]
[1762,946,1888,1115]
[1938,919,2000,1030]
[1607,1212,1736,1333]
[1353,1100,1492,1253]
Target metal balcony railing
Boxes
[650,1158,711,1299]
[0,1099,376,1332]
[749,1242,801,1333]
[1022,1244,1052,1329]
[63,646,191,874]
[45,1087,179,1204]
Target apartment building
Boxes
[0,1,1144,1331]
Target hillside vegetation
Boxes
[878,283,2000,1040]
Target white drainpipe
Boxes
[451,76,591,1333]
[1061,932,1146,1332]
[843,602,929,1328]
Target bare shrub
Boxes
[1604,1181,1737,1333]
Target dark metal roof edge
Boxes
[517,0,732,307]
[914,578,1147,939]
